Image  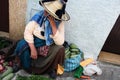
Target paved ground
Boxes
[57,61,120,80]
[95,62,120,80]
[12,61,120,80]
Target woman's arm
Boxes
[24,21,38,59]
[44,11,57,36]
[28,43,37,59]
[48,16,57,36]
[48,16,65,45]
[44,11,65,45]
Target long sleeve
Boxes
[24,21,37,43]
[24,20,65,45]
[50,21,65,45]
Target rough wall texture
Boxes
[65,0,120,59]
[9,0,27,40]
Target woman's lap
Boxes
[21,44,65,74]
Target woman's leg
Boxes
[20,49,31,69]
[47,47,65,79]
[50,47,65,70]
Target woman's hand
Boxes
[48,15,55,23]
[31,48,37,59]
[44,10,55,25]
[28,43,38,59]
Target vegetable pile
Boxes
[16,75,53,80]
[0,66,14,80]
[0,51,15,80]
[65,43,81,59]
[0,54,14,73]
[0,37,12,50]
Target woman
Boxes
[14,0,70,79]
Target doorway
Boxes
[0,0,9,32]
[102,15,120,55]
[99,15,120,65]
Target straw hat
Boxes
[39,0,70,21]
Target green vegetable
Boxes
[0,66,13,79]
[65,51,71,59]
[70,43,78,49]
[70,52,76,55]
[3,62,8,67]
[65,47,70,53]
[16,75,53,80]
[70,48,80,52]
[2,73,14,80]
[70,52,78,58]
[70,55,78,58]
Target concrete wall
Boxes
[66,0,120,59]
[9,0,27,40]
[26,0,120,60]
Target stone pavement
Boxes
[12,61,120,80]
[57,62,120,80]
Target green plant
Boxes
[16,75,53,80]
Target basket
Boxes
[0,37,16,55]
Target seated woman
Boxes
[13,0,70,79]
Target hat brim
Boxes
[40,1,70,21]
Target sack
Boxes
[64,52,83,72]
[37,45,49,57]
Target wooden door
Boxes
[102,15,120,54]
[0,0,9,32]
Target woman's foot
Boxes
[48,70,57,79]
[12,63,21,73]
